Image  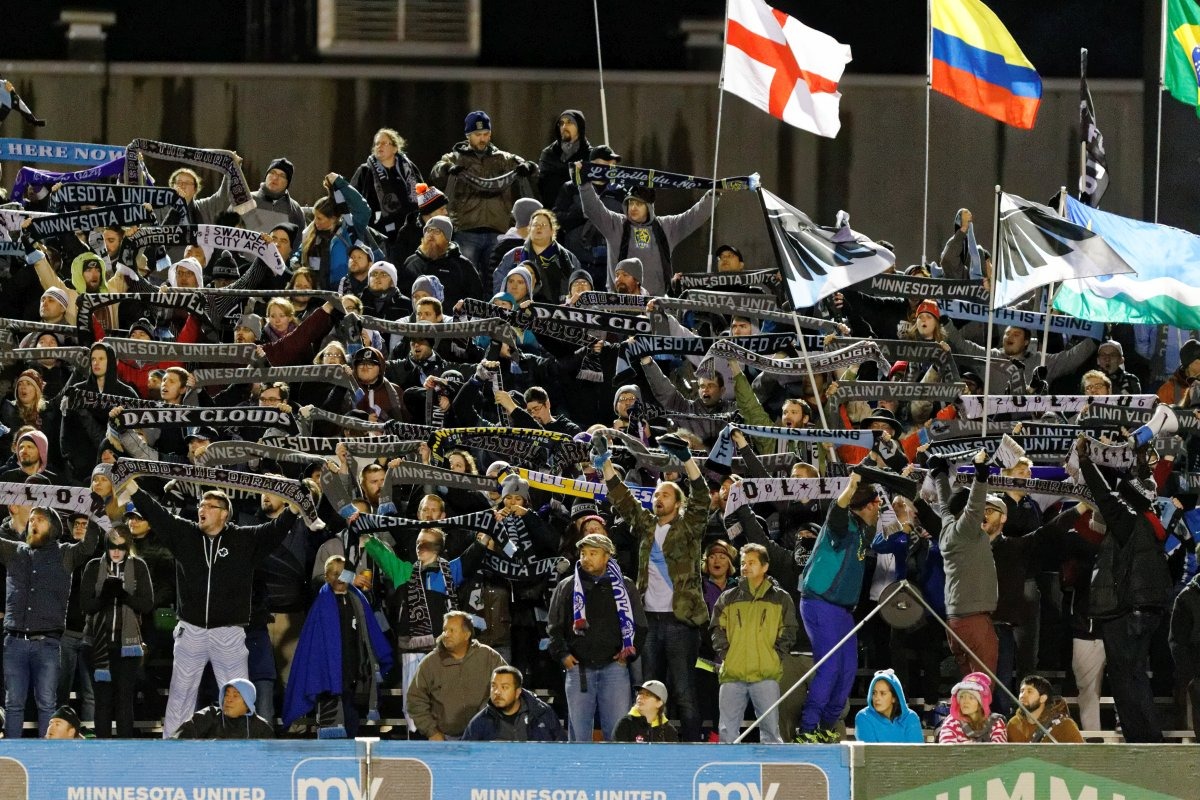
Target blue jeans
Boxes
[799,597,856,732]
[453,229,500,284]
[4,634,62,738]
[58,634,95,722]
[719,680,782,743]
[563,660,632,742]
[642,614,700,741]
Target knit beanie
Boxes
[414,183,448,216]
[615,258,643,286]
[16,369,44,394]
[367,260,398,288]
[425,216,454,241]
[613,384,642,414]
[512,197,543,229]
[265,157,294,186]
[223,678,257,716]
[500,473,530,502]
[411,274,446,302]
[504,265,534,298]
[17,430,48,468]
[464,110,492,134]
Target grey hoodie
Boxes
[579,181,714,297]
[935,472,996,617]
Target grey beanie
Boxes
[236,313,263,340]
[500,473,530,502]
[615,257,643,286]
[425,216,454,240]
[513,197,543,229]
[613,383,642,414]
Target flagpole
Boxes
[1040,185,1068,369]
[1154,0,1167,223]
[922,0,932,265]
[1078,48,1088,201]
[592,0,611,144]
[981,184,1001,439]
[706,0,731,274]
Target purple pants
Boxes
[799,596,857,732]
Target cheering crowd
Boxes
[0,98,1198,746]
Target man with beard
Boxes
[537,110,591,205]
[240,158,305,233]
[0,430,54,483]
[1,506,99,738]
[638,352,736,446]
[398,217,483,311]
[430,110,538,278]
[1005,674,1084,742]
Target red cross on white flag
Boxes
[723,0,852,137]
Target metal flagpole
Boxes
[592,0,611,145]
[1040,186,1068,368]
[922,0,933,265]
[981,185,1001,439]
[706,0,732,274]
[1155,0,1167,222]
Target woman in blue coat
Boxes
[854,669,924,743]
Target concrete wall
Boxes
[1,61,1143,272]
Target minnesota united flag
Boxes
[760,187,895,309]
[993,192,1133,309]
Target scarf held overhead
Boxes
[27,203,156,239]
[581,163,758,192]
[707,423,877,470]
[124,139,255,215]
[194,225,288,276]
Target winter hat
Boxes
[615,258,643,286]
[352,346,386,368]
[568,268,593,289]
[350,240,373,259]
[625,185,656,206]
[504,265,534,298]
[367,260,398,288]
[1097,339,1123,356]
[91,462,114,481]
[265,157,294,187]
[414,183,448,216]
[270,223,300,252]
[512,197,543,229]
[411,274,445,302]
[887,361,909,381]
[576,532,616,555]
[914,299,940,320]
[129,317,156,339]
[209,250,241,281]
[715,243,743,261]
[41,286,70,311]
[1182,339,1200,372]
[235,313,263,340]
[50,705,82,733]
[16,369,44,394]
[984,494,1007,515]
[589,144,621,162]
[950,671,993,716]
[500,473,530,502]
[570,500,602,521]
[490,291,517,307]
[425,216,453,241]
[18,430,48,468]
[222,678,257,716]
[464,110,492,134]
[613,384,642,414]
[169,257,205,289]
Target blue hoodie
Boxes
[854,670,924,743]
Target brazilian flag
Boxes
[1165,0,1200,115]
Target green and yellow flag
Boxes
[1165,0,1200,114]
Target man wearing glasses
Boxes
[120,477,301,738]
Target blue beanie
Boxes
[223,678,257,715]
[464,110,492,135]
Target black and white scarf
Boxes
[194,225,288,275]
[581,163,758,192]
[64,388,167,412]
[483,514,564,583]
[385,462,498,493]
[655,295,839,332]
[123,139,255,214]
[951,473,1095,502]
[261,435,420,459]
[116,406,296,432]
[958,394,1157,420]
[0,317,77,338]
[851,274,989,304]
[430,426,590,471]
[677,269,779,290]
[76,291,211,334]
[940,299,1105,341]
[708,424,877,471]
[126,226,194,250]
[403,558,458,647]
[832,381,967,403]
[698,338,886,380]
[575,292,650,310]
[827,337,956,377]
[27,203,156,239]
[53,183,188,223]
[109,458,317,522]
[190,365,358,392]
[101,337,256,365]
[0,345,88,370]
[366,154,416,223]
[0,481,102,520]
[723,477,850,519]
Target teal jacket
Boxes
[800,503,870,609]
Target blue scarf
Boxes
[572,559,637,660]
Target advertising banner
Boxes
[853,747,1200,800]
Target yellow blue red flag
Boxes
[930,0,1041,129]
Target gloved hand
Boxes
[591,433,611,471]
[447,164,465,175]
[925,454,949,477]
[657,433,693,463]
[514,161,535,177]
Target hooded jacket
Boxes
[242,184,306,234]
[430,141,536,233]
[460,688,566,741]
[579,180,715,297]
[537,109,592,205]
[711,575,798,684]
[934,470,996,618]
[400,243,484,311]
[1005,696,1084,743]
[853,671,925,743]
[62,341,139,481]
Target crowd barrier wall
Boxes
[4,740,1199,799]
[0,61,1148,274]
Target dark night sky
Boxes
[5,1,1150,80]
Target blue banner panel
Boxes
[0,741,851,800]
[0,139,128,166]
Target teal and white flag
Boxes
[1054,196,1200,328]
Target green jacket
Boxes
[605,475,710,627]
[711,577,798,684]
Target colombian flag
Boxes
[931,0,1042,129]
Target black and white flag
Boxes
[760,188,895,309]
[1079,48,1109,208]
[993,192,1133,308]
